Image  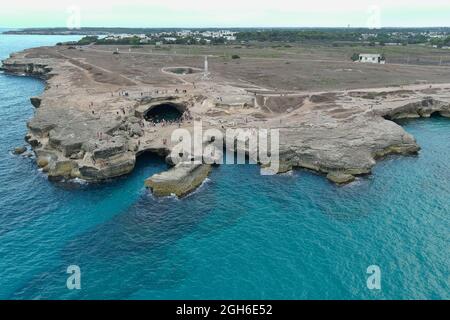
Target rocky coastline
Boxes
[2,45,450,197]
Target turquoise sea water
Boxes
[0,33,449,300]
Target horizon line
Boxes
[2,26,450,29]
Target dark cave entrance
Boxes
[144,103,185,123]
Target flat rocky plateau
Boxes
[2,44,450,196]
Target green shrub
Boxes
[77,36,98,45]
[351,53,360,62]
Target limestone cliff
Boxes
[2,45,450,197]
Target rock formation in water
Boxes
[2,46,450,196]
[145,163,212,197]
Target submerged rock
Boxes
[13,146,27,155]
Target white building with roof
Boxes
[358,53,386,64]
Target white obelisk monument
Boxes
[203,56,210,79]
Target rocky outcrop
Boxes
[92,141,126,160]
[145,163,211,197]
[48,160,78,180]
[37,157,49,168]
[232,113,421,185]
[0,61,52,79]
[79,152,136,181]
[25,133,41,148]
[383,98,450,120]
[129,123,144,137]
[327,172,356,185]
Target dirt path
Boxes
[57,52,140,86]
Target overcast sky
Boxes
[1,0,449,28]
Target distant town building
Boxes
[224,36,237,41]
[163,37,177,43]
[358,53,386,64]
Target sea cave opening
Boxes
[164,67,202,75]
[144,103,185,123]
[429,111,442,118]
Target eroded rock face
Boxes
[92,141,126,160]
[275,115,421,180]
[383,98,450,120]
[79,152,136,181]
[48,160,78,180]
[0,61,52,79]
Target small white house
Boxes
[358,54,386,64]
[163,37,177,43]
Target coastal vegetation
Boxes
[430,36,450,48]
[50,27,450,49]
